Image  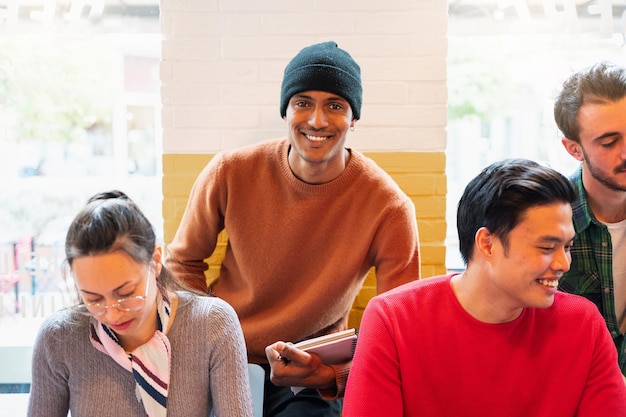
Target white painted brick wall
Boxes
[160,0,448,154]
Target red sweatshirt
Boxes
[344,275,626,416]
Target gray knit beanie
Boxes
[280,41,362,120]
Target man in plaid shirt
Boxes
[554,60,626,381]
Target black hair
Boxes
[65,190,191,292]
[457,159,577,265]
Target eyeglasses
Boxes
[71,268,151,317]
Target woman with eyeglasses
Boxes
[27,191,254,417]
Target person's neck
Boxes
[288,148,350,184]
[450,267,523,324]
[582,169,626,223]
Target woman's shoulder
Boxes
[34,308,90,350]
[176,292,238,320]
[170,293,243,346]
[38,308,88,331]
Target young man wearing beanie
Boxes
[166,41,421,416]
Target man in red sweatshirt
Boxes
[344,159,626,417]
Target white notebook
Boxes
[294,328,358,365]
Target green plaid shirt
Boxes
[559,167,626,374]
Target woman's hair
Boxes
[65,190,195,293]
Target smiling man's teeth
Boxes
[537,279,558,287]
[306,135,327,142]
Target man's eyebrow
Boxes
[292,93,347,102]
[538,235,575,243]
[591,131,620,142]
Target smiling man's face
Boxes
[485,202,575,320]
[285,90,354,184]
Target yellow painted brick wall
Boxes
[163,151,447,328]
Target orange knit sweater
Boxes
[167,138,420,362]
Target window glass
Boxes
[447,0,626,269]
[0,1,160,395]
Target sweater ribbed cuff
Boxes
[317,361,351,400]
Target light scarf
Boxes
[89,291,173,417]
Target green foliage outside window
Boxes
[0,35,116,144]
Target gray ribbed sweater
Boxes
[27,292,254,417]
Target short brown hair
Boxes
[554,61,626,143]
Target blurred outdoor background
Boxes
[0,0,161,394]
[446,0,626,269]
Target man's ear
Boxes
[475,227,494,257]
[561,137,584,162]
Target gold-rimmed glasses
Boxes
[71,268,152,317]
